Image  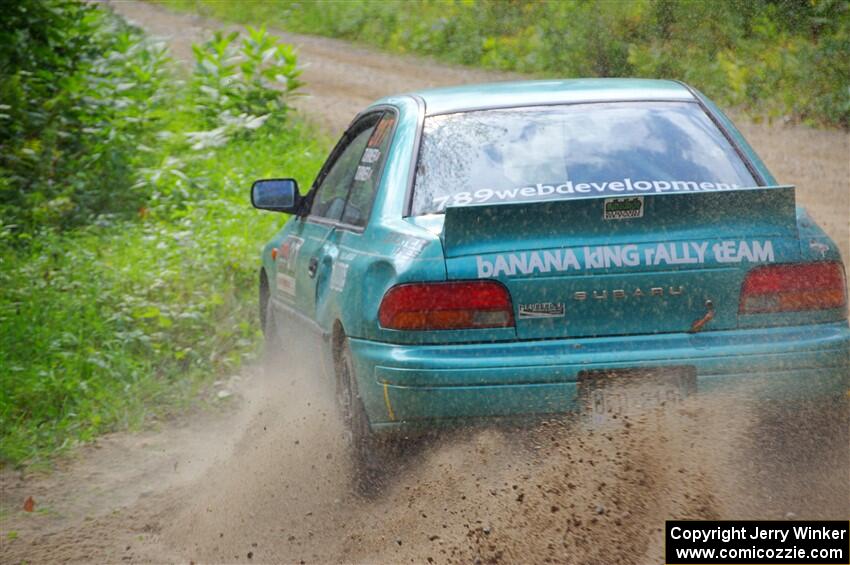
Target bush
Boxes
[0,122,324,464]
[0,4,326,465]
[0,1,173,232]
[192,26,302,129]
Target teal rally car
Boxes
[251,79,849,466]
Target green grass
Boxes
[0,5,329,466]
[0,123,326,464]
[155,0,850,128]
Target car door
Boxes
[285,112,383,325]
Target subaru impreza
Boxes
[251,79,849,466]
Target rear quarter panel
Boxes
[310,96,450,342]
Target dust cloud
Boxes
[6,350,844,564]
[156,361,850,564]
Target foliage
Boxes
[0,1,173,232]
[158,0,850,128]
[191,26,302,132]
[0,3,326,465]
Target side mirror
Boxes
[251,178,301,213]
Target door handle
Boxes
[307,256,319,278]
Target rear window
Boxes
[410,101,757,215]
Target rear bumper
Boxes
[348,322,850,432]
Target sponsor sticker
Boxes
[603,196,643,220]
[396,239,428,259]
[383,233,430,259]
[476,240,775,278]
[518,302,565,319]
[361,147,381,164]
[354,165,373,182]
[329,262,349,292]
[276,273,296,296]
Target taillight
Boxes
[739,261,847,314]
[378,281,515,331]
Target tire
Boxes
[338,339,389,493]
[260,277,281,369]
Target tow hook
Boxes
[689,299,715,333]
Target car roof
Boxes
[407,78,695,116]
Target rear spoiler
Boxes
[442,185,797,258]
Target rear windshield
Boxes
[410,101,757,215]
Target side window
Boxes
[309,114,380,221]
[341,112,396,227]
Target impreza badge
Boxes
[518,302,566,319]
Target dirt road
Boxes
[1,2,847,563]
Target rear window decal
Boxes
[412,103,757,215]
[433,179,749,211]
[476,240,775,278]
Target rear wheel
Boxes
[338,339,389,493]
[260,274,281,369]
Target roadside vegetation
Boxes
[158,0,850,128]
[0,1,326,465]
